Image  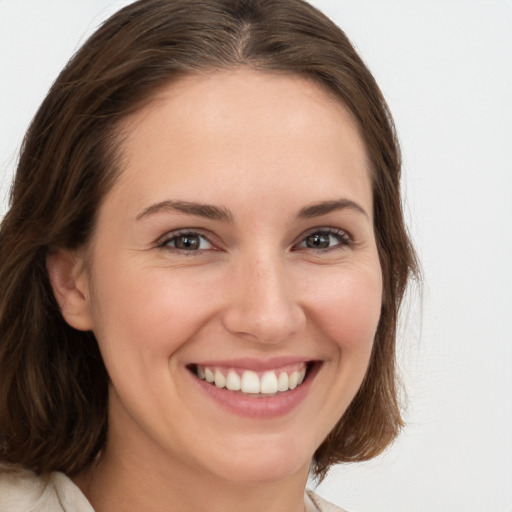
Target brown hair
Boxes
[0,0,418,480]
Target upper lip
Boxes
[189,356,317,372]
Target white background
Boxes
[1,1,511,511]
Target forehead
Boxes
[109,69,372,218]
[119,69,367,155]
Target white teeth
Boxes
[195,364,309,394]
[214,369,226,388]
[277,372,289,392]
[288,371,298,390]
[260,371,278,394]
[226,370,241,391]
[241,370,260,393]
[205,367,214,383]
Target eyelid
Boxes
[292,226,354,251]
[156,228,219,251]
[154,226,354,254]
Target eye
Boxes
[295,228,352,251]
[159,231,213,252]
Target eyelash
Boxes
[157,227,353,254]
[157,230,214,254]
[293,228,354,252]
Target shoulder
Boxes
[306,489,351,512]
[0,464,94,512]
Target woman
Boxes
[0,0,417,510]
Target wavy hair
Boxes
[0,0,418,480]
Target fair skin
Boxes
[48,69,382,512]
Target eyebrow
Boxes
[135,197,368,222]
[135,200,233,222]
[297,198,369,219]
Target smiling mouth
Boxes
[188,362,315,396]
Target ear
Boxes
[46,249,94,331]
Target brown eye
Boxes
[162,232,213,251]
[305,233,331,249]
[297,229,352,251]
[174,234,201,250]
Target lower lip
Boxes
[188,364,319,419]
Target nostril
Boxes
[221,301,306,344]
[219,264,306,343]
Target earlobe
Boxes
[46,249,94,331]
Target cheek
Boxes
[89,265,217,363]
[309,267,383,352]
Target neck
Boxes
[74,453,309,512]
[73,430,310,512]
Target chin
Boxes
[210,456,309,485]
[194,432,315,485]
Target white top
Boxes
[0,466,94,511]
[0,465,347,512]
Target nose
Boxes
[221,253,306,344]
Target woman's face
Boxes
[78,70,382,483]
